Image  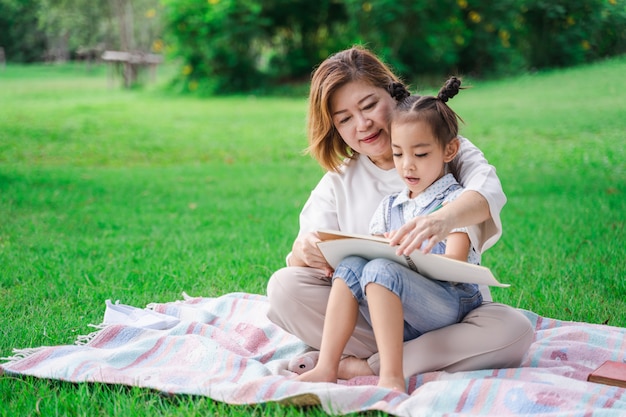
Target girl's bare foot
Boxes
[290,353,375,381]
[337,356,375,380]
[377,375,406,393]
[296,366,337,384]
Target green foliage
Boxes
[163,0,626,93]
[162,0,350,94]
[0,0,47,62]
[521,0,626,68]
[455,0,527,76]
[36,0,110,54]
[344,0,626,81]
[344,0,466,75]
[2,0,625,86]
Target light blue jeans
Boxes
[333,256,483,342]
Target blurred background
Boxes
[1,0,625,93]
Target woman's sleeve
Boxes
[450,136,507,253]
[297,173,339,236]
[284,174,339,266]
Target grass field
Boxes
[1,57,625,416]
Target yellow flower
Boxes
[188,80,199,91]
[609,0,616,5]
[145,8,156,18]
[152,39,164,53]
[362,2,372,12]
[455,35,465,46]
[182,65,193,75]
[499,30,511,48]
[581,40,591,50]
[469,11,481,23]
[208,0,219,4]
[457,0,468,9]
[566,16,575,26]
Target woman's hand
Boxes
[289,232,334,277]
[389,209,453,255]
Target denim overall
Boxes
[333,181,482,340]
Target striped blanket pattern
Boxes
[2,292,625,416]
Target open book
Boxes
[316,229,509,287]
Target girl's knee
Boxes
[334,256,369,301]
[334,256,369,282]
[360,258,403,289]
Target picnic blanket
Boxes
[2,292,625,416]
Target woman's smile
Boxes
[360,130,382,144]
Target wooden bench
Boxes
[101,50,163,88]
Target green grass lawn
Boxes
[1,57,625,416]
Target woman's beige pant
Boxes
[266,266,534,376]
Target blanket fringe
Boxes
[1,347,46,362]
[74,323,108,346]
[146,292,193,311]
[1,324,108,364]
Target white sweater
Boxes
[295,137,506,301]
[299,137,505,251]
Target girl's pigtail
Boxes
[437,77,462,103]
[389,82,410,101]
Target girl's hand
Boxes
[290,232,334,277]
[389,210,453,255]
[383,230,397,239]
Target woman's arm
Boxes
[286,174,338,275]
[390,191,489,255]
[287,232,333,276]
[450,137,506,252]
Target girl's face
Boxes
[391,120,458,198]
[330,81,396,169]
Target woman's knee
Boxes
[266,266,330,328]
[464,302,535,365]
[267,266,328,303]
[266,267,292,303]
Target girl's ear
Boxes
[443,137,460,163]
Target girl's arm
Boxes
[440,232,471,262]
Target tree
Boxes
[0,0,47,62]
[162,0,352,94]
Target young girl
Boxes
[296,77,483,392]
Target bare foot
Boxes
[296,366,338,384]
[377,376,406,393]
[337,356,375,380]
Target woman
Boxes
[266,46,534,380]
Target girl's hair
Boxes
[307,46,409,172]
[392,77,465,147]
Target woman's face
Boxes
[330,80,396,168]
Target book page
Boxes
[316,230,509,287]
